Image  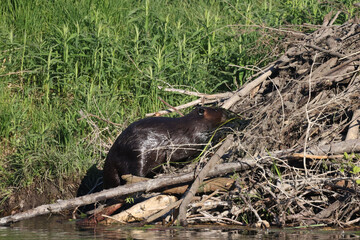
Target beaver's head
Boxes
[188,107,228,130]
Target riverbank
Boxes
[0,0,358,217]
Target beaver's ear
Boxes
[198,107,205,116]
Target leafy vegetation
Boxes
[0,0,357,208]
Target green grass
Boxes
[0,0,358,207]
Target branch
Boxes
[158,97,184,116]
[305,44,345,58]
[345,109,360,140]
[157,86,233,99]
[177,135,234,226]
[221,63,279,109]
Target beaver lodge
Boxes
[1,15,360,228]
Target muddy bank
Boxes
[1,178,80,217]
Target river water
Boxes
[0,215,359,240]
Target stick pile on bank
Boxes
[144,16,360,227]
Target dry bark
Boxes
[346,109,360,140]
[102,195,177,224]
[122,175,235,195]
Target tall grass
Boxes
[0,0,357,207]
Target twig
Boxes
[229,24,306,37]
[177,135,234,226]
[146,86,234,117]
[326,55,360,76]
[221,63,279,109]
[158,86,234,99]
[158,97,184,116]
[305,44,345,58]
[78,110,123,126]
[239,192,263,223]
[124,50,151,79]
[157,86,203,97]
[0,70,36,77]
[291,153,344,159]
[329,11,341,26]
[303,53,318,177]
[340,50,360,60]
[145,99,203,117]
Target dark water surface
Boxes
[1,215,360,240]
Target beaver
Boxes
[103,107,228,189]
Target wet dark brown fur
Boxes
[103,107,228,189]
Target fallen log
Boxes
[76,203,123,226]
[122,175,235,195]
[178,135,234,226]
[1,139,359,226]
[102,195,178,224]
[0,160,255,226]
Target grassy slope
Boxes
[0,0,356,209]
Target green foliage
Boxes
[337,152,360,185]
[0,0,357,199]
[125,196,135,204]
[272,160,282,181]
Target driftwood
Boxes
[122,175,235,195]
[346,109,360,140]
[102,195,177,224]
[177,135,234,226]
[76,203,123,226]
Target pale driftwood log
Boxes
[305,139,360,155]
[1,139,359,226]
[143,199,183,224]
[177,135,234,226]
[102,195,177,224]
[345,109,360,140]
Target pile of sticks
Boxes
[145,15,360,227]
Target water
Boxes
[0,215,359,240]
